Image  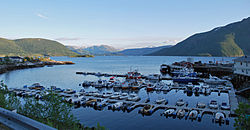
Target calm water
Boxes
[0,56,236,130]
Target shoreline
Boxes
[0,61,74,74]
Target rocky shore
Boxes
[0,61,75,74]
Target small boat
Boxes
[177,109,186,118]
[139,104,154,115]
[209,100,218,109]
[110,102,123,110]
[28,83,45,90]
[189,110,198,119]
[155,98,166,104]
[220,102,230,110]
[127,94,140,102]
[119,93,129,100]
[146,83,154,91]
[197,102,206,108]
[95,98,108,108]
[64,88,76,94]
[102,92,112,98]
[82,81,91,87]
[95,72,102,77]
[163,109,175,116]
[154,82,163,91]
[110,92,120,99]
[161,85,170,92]
[94,93,103,97]
[176,99,185,106]
[215,112,225,123]
[79,89,85,95]
[85,99,97,106]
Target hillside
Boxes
[149,17,250,57]
[0,38,77,56]
[115,45,172,56]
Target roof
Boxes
[234,56,250,62]
[9,56,23,59]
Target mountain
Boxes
[149,17,250,57]
[115,45,172,56]
[67,45,119,55]
[0,38,77,56]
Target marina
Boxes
[7,65,238,125]
[0,56,238,129]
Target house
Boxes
[233,56,250,77]
[9,56,24,63]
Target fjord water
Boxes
[0,56,235,130]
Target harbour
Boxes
[0,56,239,130]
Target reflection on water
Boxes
[0,56,235,130]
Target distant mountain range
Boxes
[149,17,250,57]
[66,45,119,55]
[67,45,172,56]
[113,45,172,56]
[0,38,77,56]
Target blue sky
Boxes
[0,0,249,49]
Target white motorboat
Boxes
[111,102,123,109]
[119,93,129,100]
[197,102,206,108]
[215,112,225,122]
[209,100,218,109]
[221,102,230,110]
[102,92,112,98]
[155,98,166,104]
[154,82,164,91]
[176,99,185,106]
[177,109,186,117]
[110,92,120,99]
[204,75,227,85]
[163,109,175,116]
[189,110,198,119]
[127,94,140,102]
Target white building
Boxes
[9,56,24,63]
[233,56,250,77]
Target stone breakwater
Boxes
[0,61,75,74]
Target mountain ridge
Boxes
[148,17,250,57]
[0,38,77,56]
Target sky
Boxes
[0,0,250,49]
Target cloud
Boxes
[55,37,83,41]
[36,13,48,19]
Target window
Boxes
[242,69,244,72]
[240,62,242,65]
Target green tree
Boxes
[234,101,250,130]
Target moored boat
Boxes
[163,109,175,116]
[209,100,218,109]
[177,109,186,118]
[189,110,198,119]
